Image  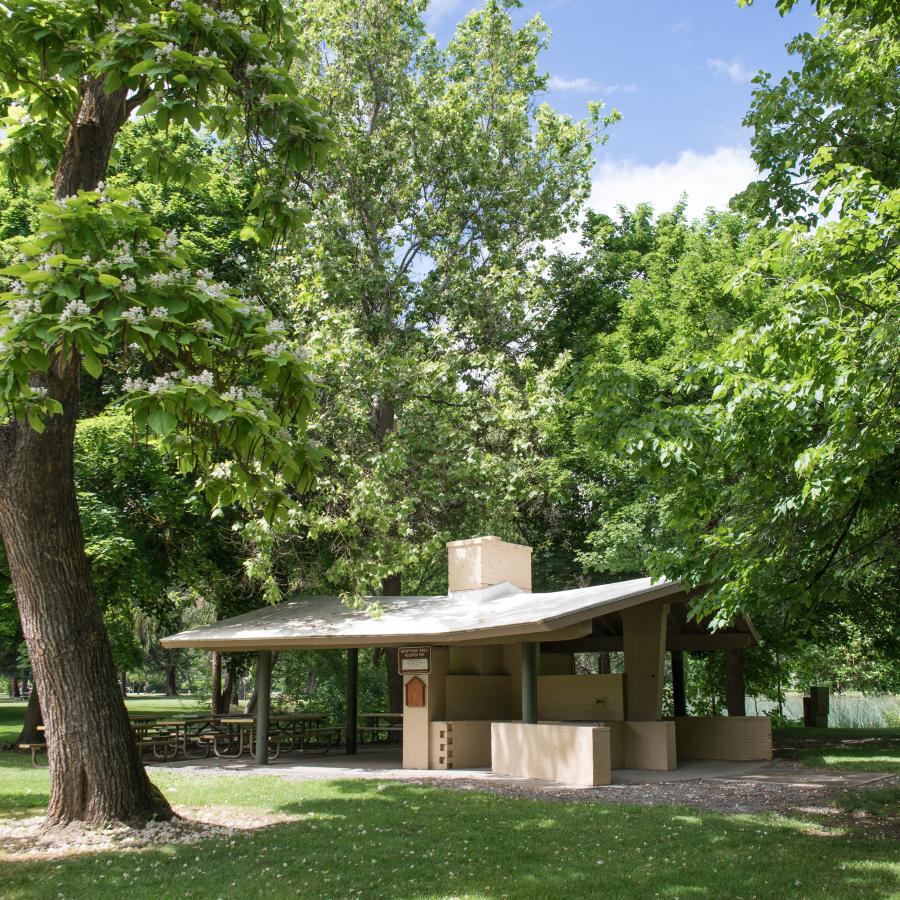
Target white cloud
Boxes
[707,57,755,84]
[551,146,757,253]
[589,146,757,219]
[671,22,690,35]
[548,76,638,95]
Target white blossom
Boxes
[262,340,288,357]
[29,385,48,398]
[124,376,148,392]
[148,374,174,394]
[121,306,146,324]
[223,386,244,402]
[195,318,214,333]
[265,318,286,334]
[187,370,214,387]
[150,306,168,318]
[112,242,135,267]
[120,276,137,293]
[60,299,91,322]
[12,298,42,323]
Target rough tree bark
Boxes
[211,651,222,716]
[0,79,172,826]
[164,652,178,697]
[222,666,236,713]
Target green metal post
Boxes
[346,648,359,755]
[521,641,537,724]
[255,650,272,765]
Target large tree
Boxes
[0,0,329,825]
[263,0,608,609]
[737,0,899,223]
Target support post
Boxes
[671,650,687,717]
[254,650,272,765]
[622,603,668,720]
[346,647,358,755]
[725,648,746,716]
[521,641,537,724]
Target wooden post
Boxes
[254,651,272,766]
[725,648,746,716]
[346,648,358,755]
[521,641,537,724]
[671,650,687,717]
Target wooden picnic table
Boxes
[358,712,403,744]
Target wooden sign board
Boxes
[398,646,431,674]
[405,676,426,708]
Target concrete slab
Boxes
[612,760,770,783]
[155,751,893,791]
[734,768,893,787]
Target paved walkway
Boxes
[155,748,891,791]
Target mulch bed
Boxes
[409,756,900,839]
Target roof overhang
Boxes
[161,578,694,652]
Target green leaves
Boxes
[0,185,318,521]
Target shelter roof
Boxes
[161,577,698,651]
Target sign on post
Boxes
[398,646,431,674]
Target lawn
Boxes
[1,706,898,899]
[774,726,900,774]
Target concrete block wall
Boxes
[491,722,612,786]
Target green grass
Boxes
[799,745,900,775]
[776,726,900,741]
[772,725,900,774]
[0,749,897,900]
[836,785,900,818]
[0,695,206,747]
[1,708,897,898]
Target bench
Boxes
[18,742,47,767]
[135,734,178,761]
[302,726,343,754]
[358,724,403,743]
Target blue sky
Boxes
[427,0,820,220]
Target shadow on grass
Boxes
[1,778,898,900]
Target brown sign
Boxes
[398,646,431,674]
[405,676,426,708]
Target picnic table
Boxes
[213,715,289,761]
[269,713,332,753]
[155,717,216,759]
[358,712,403,743]
[20,725,47,766]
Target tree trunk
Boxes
[211,652,222,716]
[14,685,43,747]
[164,653,178,697]
[598,652,611,674]
[381,575,404,719]
[222,667,236,713]
[0,78,172,827]
[120,671,127,697]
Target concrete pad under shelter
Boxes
[153,749,892,791]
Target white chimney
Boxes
[447,536,532,593]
